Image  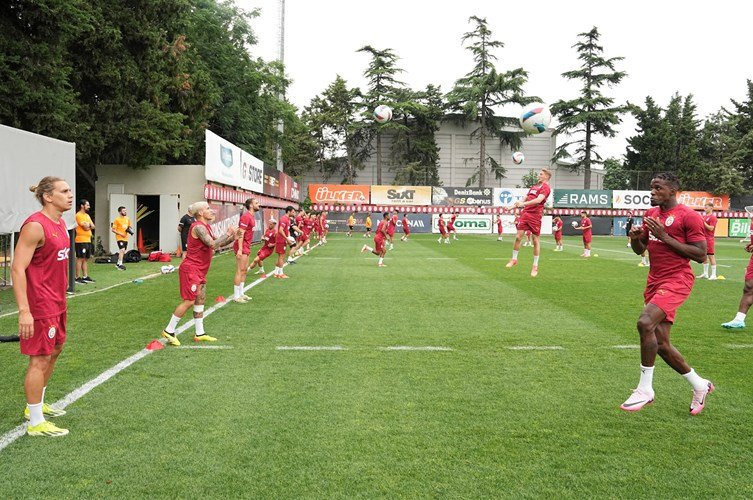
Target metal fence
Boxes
[0,233,10,287]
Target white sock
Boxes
[533,256,540,266]
[233,285,240,299]
[166,314,181,334]
[512,250,519,260]
[27,402,44,427]
[366,246,373,252]
[734,312,746,322]
[682,368,707,391]
[117,260,123,266]
[240,282,245,295]
[274,267,282,276]
[378,257,383,265]
[195,317,205,335]
[586,249,591,256]
[259,267,265,274]
[711,265,717,276]
[638,365,654,394]
[642,257,649,264]
[703,263,709,275]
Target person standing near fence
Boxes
[111,206,132,270]
[12,177,74,437]
[178,206,196,259]
[74,199,95,284]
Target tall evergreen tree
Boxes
[446,16,535,187]
[728,80,753,189]
[551,27,627,189]
[357,45,405,184]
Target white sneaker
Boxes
[696,273,708,279]
[708,275,717,281]
[620,388,655,412]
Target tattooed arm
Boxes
[193,224,237,250]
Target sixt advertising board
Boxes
[612,190,651,210]
[432,186,494,206]
[493,187,554,208]
[371,185,432,206]
[554,189,612,208]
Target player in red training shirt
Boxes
[447,212,458,240]
[496,214,504,241]
[696,202,719,280]
[621,173,713,415]
[574,211,593,257]
[303,213,315,252]
[286,209,305,264]
[272,206,296,278]
[320,211,329,244]
[12,177,74,437]
[162,202,237,346]
[437,214,449,244]
[400,213,411,242]
[552,215,563,251]
[232,198,259,304]
[387,210,399,250]
[506,169,552,277]
[247,219,278,278]
[361,212,390,267]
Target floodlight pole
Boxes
[275,0,285,172]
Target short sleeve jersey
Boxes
[75,212,93,243]
[179,214,195,245]
[703,214,717,240]
[112,216,131,242]
[234,211,255,250]
[263,228,277,246]
[643,204,706,285]
[402,217,409,231]
[554,219,563,233]
[279,215,291,238]
[581,217,592,237]
[365,217,372,229]
[522,183,551,218]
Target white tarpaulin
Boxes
[0,125,76,232]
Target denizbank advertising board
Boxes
[554,189,612,208]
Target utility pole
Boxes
[276,0,285,171]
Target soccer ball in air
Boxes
[571,220,578,228]
[520,103,552,134]
[512,152,525,164]
[374,105,393,123]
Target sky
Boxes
[235,0,752,162]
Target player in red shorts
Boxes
[273,206,296,278]
[248,219,278,278]
[721,218,753,329]
[232,198,259,303]
[447,212,458,240]
[400,213,411,242]
[620,172,713,415]
[574,210,593,257]
[12,177,74,437]
[303,212,315,252]
[361,212,389,267]
[697,202,718,280]
[496,214,504,241]
[552,215,563,251]
[387,210,399,250]
[506,169,552,277]
[320,211,329,244]
[437,214,449,244]
[162,202,237,346]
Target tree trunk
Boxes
[376,130,382,185]
[479,104,486,187]
[584,121,592,189]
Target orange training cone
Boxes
[146,340,165,351]
[215,295,226,303]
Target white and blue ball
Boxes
[520,103,552,134]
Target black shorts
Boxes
[117,241,128,250]
[626,225,633,233]
[75,242,94,259]
[366,228,372,232]
[349,226,354,230]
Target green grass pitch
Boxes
[1,234,752,498]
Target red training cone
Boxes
[215,295,226,303]
[146,340,164,351]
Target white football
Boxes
[374,105,393,123]
[287,236,296,245]
[571,221,578,228]
[512,152,525,164]
[520,103,552,134]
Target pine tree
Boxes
[551,27,627,189]
[446,16,536,187]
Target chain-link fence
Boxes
[1,233,10,288]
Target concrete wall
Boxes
[299,119,604,195]
[95,164,205,251]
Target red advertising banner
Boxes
[308,184,370,204]
[677,191,730,210]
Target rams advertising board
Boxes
[612,190,651,210]
[371,186,432,206]
[493,187,554,207]
[554,189,612,208]
[432,186,494,206]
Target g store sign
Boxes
[612,190,651,210]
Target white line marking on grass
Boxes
[312,257,341,259]
[725,344,753,349]
[276,346,346,351]
[483,258,507,260]
[176,345,234,350]
[506,346,564,351]
[0,243,321,454]
[612,345,640,349]
[426,257,456,260]
[379,346,453,351]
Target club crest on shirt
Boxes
[191,284,197,292]
[48,326,56,339]
[665,216,675,227]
